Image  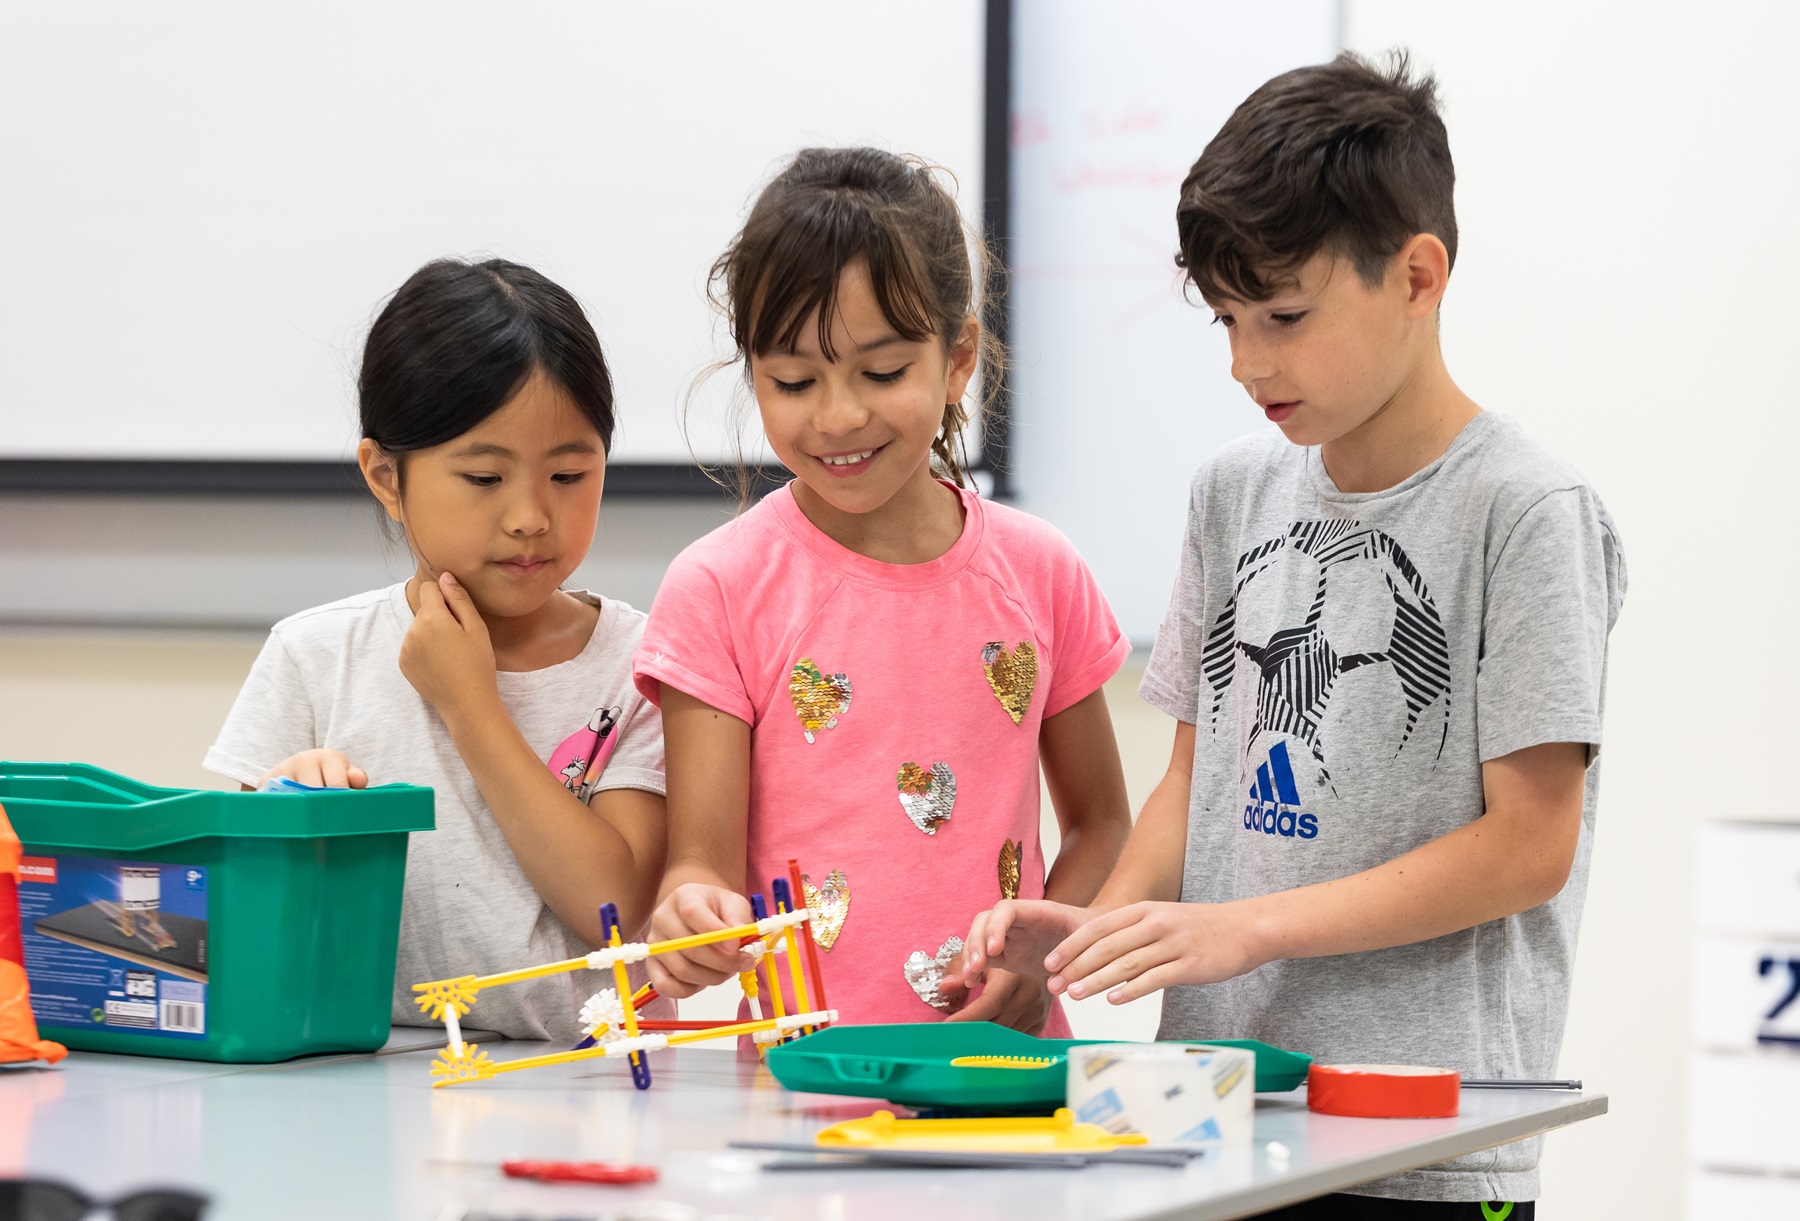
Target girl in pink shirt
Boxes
[634,147,1132,1034]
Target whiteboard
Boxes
[1007,0,1338,643]
[0,1,985,465]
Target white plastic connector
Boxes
[584,943,650,970]
[603,1034,670,1056]
[737,937,788,959]
[753,909,810,937]
[578,988,624,1035]
[751,1009,837,1043]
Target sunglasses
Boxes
[0,1181,207,1221]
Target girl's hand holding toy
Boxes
[646,881,756,998]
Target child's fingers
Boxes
[1059,932,1174,1001]
[290,754,327,787]
[944,978,1004,1024]
[646,954,706,999]
[348,766,369,790]
[1044,903,1141,974]
[414,576,452,627]
[437,571,476,626]
[655,886,754,976]
[1106,961,1186,1006]
[995,974,1052,1033]
[982,902,1017,959]
[320,752,355,789]
[942,915,989,990]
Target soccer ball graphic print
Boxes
[1204,520,1451,797]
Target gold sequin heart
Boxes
[801,869,850,951]
[982,641,1038,725]
[897,762,956,835]
[789,658,852,744]
[998,838,1022,900]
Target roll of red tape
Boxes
[1306,1064,1460,1118]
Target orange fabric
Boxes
[0,799,18,879]
[0,803,68,1065]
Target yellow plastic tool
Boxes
[948,1054,1060,1069]
[815,1108,1148,1153]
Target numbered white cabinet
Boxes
[1689,822,1800,1216]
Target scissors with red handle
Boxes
[499,1159,658,1185]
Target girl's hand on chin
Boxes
[400,572,499,713]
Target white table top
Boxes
[0,1031,1606,1221]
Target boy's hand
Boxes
[400,572,499,715]
[645,882,755,999]
[946,968,1054,1034]
[942,899,1092,992]
[259,750,367,790]
[1045,901,1263,1005]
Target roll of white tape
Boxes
[1066,1043,1255,1147]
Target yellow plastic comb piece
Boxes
[411,977,479,1021]
[429,1043,495,1087]
[949,1054,1060,1069]
[816,1108,1147,1153]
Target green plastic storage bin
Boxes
[764,1022,1312,1112]
[1,762,433,1063]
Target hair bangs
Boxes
[746,192,938,362]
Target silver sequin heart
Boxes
[902,935,968,1013]
[896,761,956,835]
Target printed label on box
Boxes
[17,855,209,1039]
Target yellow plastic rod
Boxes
[648,920,766,957]
[606,922,646,1083]
[663,1017,781,1047]
[782,923,812,1033]
[775,893,814,1037]
[470,955,592,989]
[484,1042,616,1077]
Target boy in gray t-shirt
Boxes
[951,54,1625,1215]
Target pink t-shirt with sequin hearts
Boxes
[634,481,1129,1032]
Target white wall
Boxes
[1337,4,1800,1218]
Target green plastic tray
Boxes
[2,761,434,1063]
[764,1022,1311,1112]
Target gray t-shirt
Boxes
[205,584,666,1042]
[1140,413,1625,1203]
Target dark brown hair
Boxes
[706,146,1000,489]
[1175,51,1456,302]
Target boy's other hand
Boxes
[942,899,1091,992]
[400,572,499,714]
[945,967,1053,1034]
[645,882,755,999]
[1046,901,1261,1005]
[259,750,368,790]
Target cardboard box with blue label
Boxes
[20,856,211,1039]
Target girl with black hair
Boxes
[206,259,667,1041]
